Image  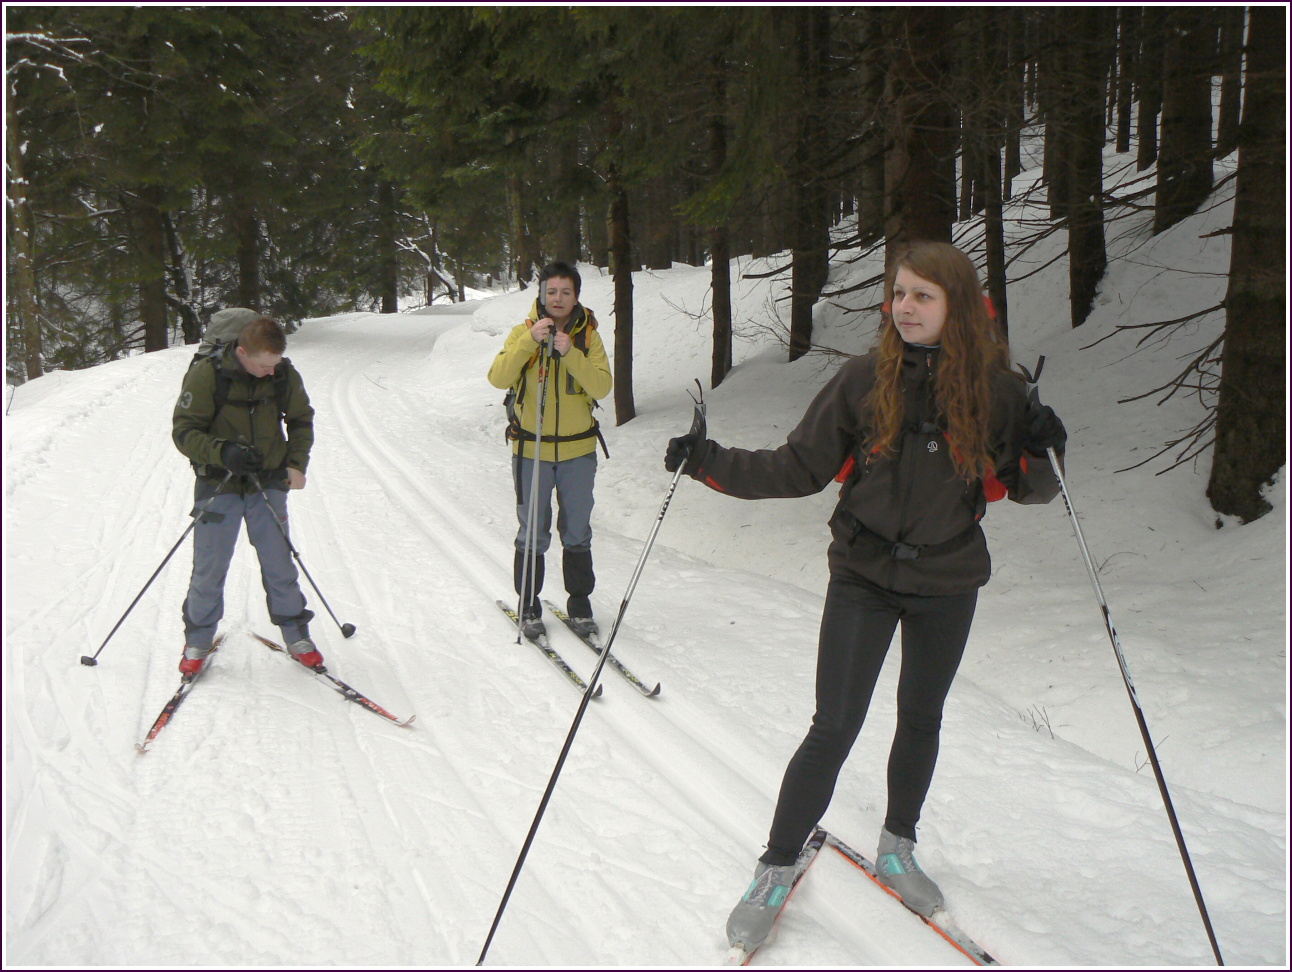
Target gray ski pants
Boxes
[512,451,597,555]
[182,483,312,649]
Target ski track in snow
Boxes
[5,246,1286,966]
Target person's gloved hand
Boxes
[1024,403,1067,454]
[221,441,265,475]
[665,433,707,475]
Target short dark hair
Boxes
[237,316,287,356]
[539,261,581,297]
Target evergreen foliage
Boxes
[5,7,1283,519]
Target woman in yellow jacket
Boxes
[488,262,613,638]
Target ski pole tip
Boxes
[80,655,98,667]
[341,623,357,638]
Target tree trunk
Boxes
[857,11,886,244]
[584,199,610,269]
[709,66,733,389]
[1136,8,1165,171]
[555,134,582,262]
[231,191,260,310]
[711,226,733,389]
[789,7,831,361]
[605,93,635,425]
[608,180,635,424]
[377,179,399,314]
[977,16,1009,335]
[1068,8,1109,328]
[1041,20,1071,222]
[6,95,44,379]
[1207,6,1286,523]
[1115,8,1138,154]
[162,211,201,343]
[1154,7,1214,233]
[1003,11,1024,200]
[133,187,170,352]
[1215,7,1246,158]
[883,7,957,256]
[509,173,535,287]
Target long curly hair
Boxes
[864,242,1012,481]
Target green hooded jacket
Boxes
[173,343,314,492]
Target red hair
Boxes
[864,242,1011,480]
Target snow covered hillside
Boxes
[4,161,1286,966]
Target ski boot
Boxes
[726,859,802,955]
[875,827,944,916]
[178,644,216,679]
[565,593,598,639]
[520,605,546,641]
[287,636,325,671]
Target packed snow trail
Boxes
[5,280,1284,965]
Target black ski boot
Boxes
[563,548,598,637]
[514,550,546,638]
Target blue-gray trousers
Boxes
[182,482,313,649]
[512,451,597,555]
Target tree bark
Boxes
[1068,8,1109,328]
[162,211,202,344]
[857,10,886,244]
[132,187,170,352]
[231,191,260,310]
[1207,6,1286,523]
[1136,8,1165,171]
[609,180,635,424]
[883,7,957,257]
[6,96,44,379]
[377,179,399,314]
[1154,8,1214,233]
[789,7,831,361]
[1215,7,1246,158]
[1115,8,1138,154]
[709,65,733,389]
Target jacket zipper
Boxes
[890,351,936,583]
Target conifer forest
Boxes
[4,6,1286,521]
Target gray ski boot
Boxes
[725,859,802,953]
[875,827,944,916]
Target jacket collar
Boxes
[528,299,589,334]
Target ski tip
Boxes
[134,743,150,755]
[399,714,417,728]
[647,682,662,697]
[724,944,751,966]
[591,683,604,699]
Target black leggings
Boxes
[761,573,978,866]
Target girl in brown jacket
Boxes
[665,242,1067,951]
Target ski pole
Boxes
[249,475,357,639]
[81,471,235,667]
[478,396,706,967]
[516,326,558,642]
[1023,358,1224,966]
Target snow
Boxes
[4,154,1287,968]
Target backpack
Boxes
[187,308,290,424]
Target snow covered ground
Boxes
[4,152,1286,967]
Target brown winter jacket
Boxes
[688,344,1061,595]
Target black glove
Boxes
[664,433,707,475]
[221,441,265,476]
[1024,403,1067,454]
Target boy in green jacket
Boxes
[172,315,318,675]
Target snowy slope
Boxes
[4,164,1286,966]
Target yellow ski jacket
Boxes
[487,301,613,462]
